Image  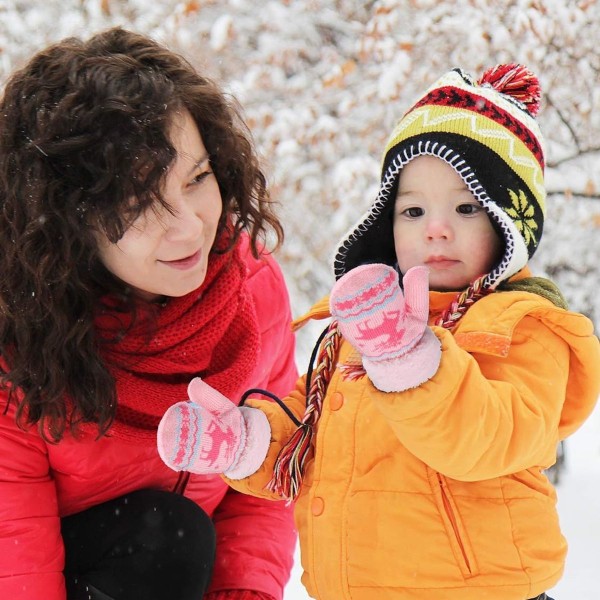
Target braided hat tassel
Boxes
[435,274,492,330]
[267,322,341,501]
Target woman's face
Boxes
[96,109,223,301]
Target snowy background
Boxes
[1,1,599,598]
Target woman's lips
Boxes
[160,249,202,270]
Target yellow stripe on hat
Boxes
[386,105,546,213]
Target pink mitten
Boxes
[330,264,441,392]
[157,378,271,480]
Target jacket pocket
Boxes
[428,468,480,578]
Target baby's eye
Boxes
[401,206,424,218]
[457,203,481,215]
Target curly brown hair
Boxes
[0,27,283,441]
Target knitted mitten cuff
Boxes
[363,327,442,392]
[223,407,271,480]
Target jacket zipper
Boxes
[437,473,473,574]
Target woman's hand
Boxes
[157,378,271,479]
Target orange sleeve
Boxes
[369,317,571,480]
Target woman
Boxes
[0,27,297,600]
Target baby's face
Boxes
[393,155,503,292]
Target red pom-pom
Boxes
[477,63,541,116]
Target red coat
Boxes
[0,237,298,600]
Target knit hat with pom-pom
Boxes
[334,64,545,290]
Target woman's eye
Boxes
[191,170,212,185]
[121,202,146,229]
[457,203,480,215]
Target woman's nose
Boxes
[163,198,201,241]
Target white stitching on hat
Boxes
[333,143,526,286]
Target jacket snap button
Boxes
[311,497,324,516]
[329,391,344,411]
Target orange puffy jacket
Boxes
[230,269,600,600]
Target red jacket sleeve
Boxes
[0,398,66,600]
[209,492,296,598]
[208,245,298,599]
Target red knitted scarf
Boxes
[94,239,259,444]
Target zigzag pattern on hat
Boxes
[411,87,544,166]
[388,107,545,206]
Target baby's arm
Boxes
[329,264,572,481]
[369,318,569,480]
